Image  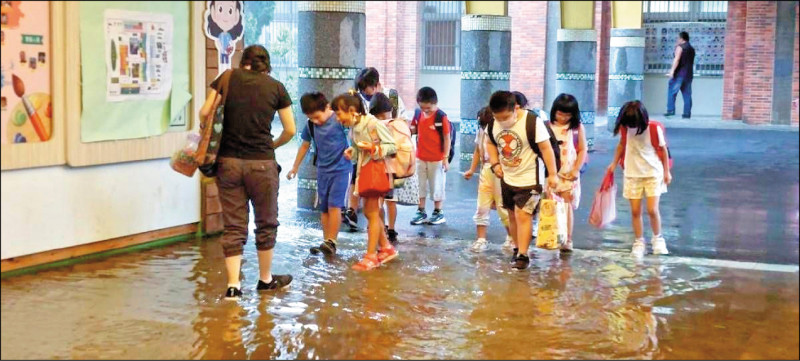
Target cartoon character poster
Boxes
[104,9,173,102]
[203,1,243,75]
[1,1,52,144]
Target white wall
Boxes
[417,71,462,119]
[643,75,724,117]
[1,159,201,260]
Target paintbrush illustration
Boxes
[12,74,48,141]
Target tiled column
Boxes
[296,1,365,210]
[607,1,643,130]
[459,15,511,170]
[607,29,645,129]
[556,29,596,148]
[557,1,596,149]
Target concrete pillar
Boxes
[557,1,596,148]
[296,1,365,210]
[607,1,644,130]
[543,1,562,113]
[459,15,512,170]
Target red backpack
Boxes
[619,120,673,170]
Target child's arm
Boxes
[464,146,480,180]
[607,139,624,174]
[659,145,672,185]
[287,141,311,180]
[571,124,588,179]
[486,137,503,179]
[442,116,452,171]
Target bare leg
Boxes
[514,207,533,254]
[434,200,443,210]
[225,255,242,286]
[387,201,397,229]
[418,197,426,211]
[646,196,661,236]
[257,249,274,282]
[630,198,644,239]
[327,207,342,241]
[477,225,488,239]
[320,212,330,240]
[364,197,382,255]
[507,209,518,247]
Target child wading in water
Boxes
[549,94,587,252]
[464,106,512,252]
[607,100,673,257]
[332,91,399,271]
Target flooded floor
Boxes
[2,231,799,359]
[2,126,798,359]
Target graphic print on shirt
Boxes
[497,129,523,167]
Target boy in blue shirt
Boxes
[287,92,352,255]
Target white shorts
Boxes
[623,176,667,200]
[417,160,445,202]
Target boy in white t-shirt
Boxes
[607,100,673,258]
[486,91,559,270]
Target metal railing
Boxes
[643,1,727,76]
[420,1,465,72]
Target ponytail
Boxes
[330,89,366,115]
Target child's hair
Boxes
[416,87,438,104]
[300,92,328,114]
[369,92,393,116]
[489,90,517,113]
[206,1,244,39]
[550,93,582,130]
[240,45,271,73]
[477,106,493,129]
[512,91,528,109]
[330,90,367,115]
[356,67,380,91]
[613,100,649,136]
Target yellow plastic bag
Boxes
[536,192,568,250]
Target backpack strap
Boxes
[434,109,446,153]
[486,118,497,146]
[308,120,317,166]
[524,111,540,185]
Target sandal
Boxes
[377,245,398,265]
[351,253,380,271]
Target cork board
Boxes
[64,1,207,167]
[1,2,66,171]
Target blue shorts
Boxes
[317,169,350,212]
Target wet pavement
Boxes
[1,126,798,359]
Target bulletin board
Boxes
[65,1,207,167]
[644,22,726,76]
[1,1,66,170]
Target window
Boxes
[643,1,727,76]
[420,1,464,71]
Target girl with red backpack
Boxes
[607,101,673,258]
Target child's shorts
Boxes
[317,169,350,211]
[623,176,667,200]
[500,180,542,215]
[417,160,445,202]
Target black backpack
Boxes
[486,110,561,182]
[413,108,457,164]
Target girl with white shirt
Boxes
[607,101,673,258]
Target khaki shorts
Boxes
[623,176,667,200]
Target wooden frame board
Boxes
[1,1,67,170]
[65,1,206,167]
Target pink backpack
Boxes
[382,117,416,179]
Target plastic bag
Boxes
[170,133,202,177]
[536,192,568,250]
[588,171,617,229]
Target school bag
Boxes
[383,117,416,179]
[618,120,673,170]
[486,110,562,182]
[388,89,400,118]
[412,108,457,164]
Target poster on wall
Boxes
[1,0,52,145]
[104,9,173,102]
[203,1,243,76]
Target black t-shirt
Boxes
[210,69,293,160]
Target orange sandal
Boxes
[351,253,380,271]
[377,245,398,265]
